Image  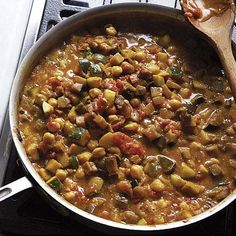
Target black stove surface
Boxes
[0,0,236,235]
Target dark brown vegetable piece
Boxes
[105,155,119,176]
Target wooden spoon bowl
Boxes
[180,1,236,99]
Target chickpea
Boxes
[64,191,76,203]
[88,177,104,194]
[130,165,144,181]
[179,88,191,99]
[130,98,141,108]
[92,147,106,158]
[89,88,102,98]
[43,132,55,144]
[111,66,123,77]
[134,51,146,61]
[87,139,99,151]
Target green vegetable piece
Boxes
[168,67,183,79]
[27,85,39,97]
[79,58,91,73]
[89,63,102,76]
[93,54,107,64]
[69,127,85,140]
[144,161,161,178]
[158,155,176,174]
[82,50,92,58]
[70,155,79,169]
[47,176,62,192]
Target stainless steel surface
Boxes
[0,0,46,186]
[0,177,32,202]
[7,3,236,232]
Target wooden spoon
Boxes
[180,0,236,99]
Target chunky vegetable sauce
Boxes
[18,24,236,225]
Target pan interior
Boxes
[10,3,236,232]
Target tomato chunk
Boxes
[113,132,145,156]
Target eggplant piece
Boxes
[185,94,206,115]
[143,161,161,178]
[158,155,176,174]
[207,76,224,92]
[207,186,229,201]
[205,144,219,157]
[105,155,119,176]
[115,95,125,109]
[82,161,98,175]
[224,98,233,108]
[179,109,195,134]
[121,90,135,100]
[155,135,167,151]
[79,58,91,73]
[204,109,223,132]
[115,194,129,209]
[208,164,223,177]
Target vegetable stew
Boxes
[18,24,236,225]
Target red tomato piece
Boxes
[113,132,145,156]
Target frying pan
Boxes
[0,3,235,233]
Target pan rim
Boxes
[9,2,236,232]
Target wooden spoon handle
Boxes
[216,40,236,100]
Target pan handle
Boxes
[0,177,33,202]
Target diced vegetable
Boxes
[87,177,104,195]
[42,101,54,115]
[110,53,124,66]
[69,127,85,140]
[130,165,144,181]
[78,152,92,163]
[57,96,71,108]
[93,53,107,64]
[55,169,68,181]
[70,155,79,169]
[87,76,102,88]
[104,89,116,105]
[180,162,196,179]
[105,155,119,176]
[47,176,62,192]
[89,63,102,76]
[168,67,183,80]
[99,132,114,148]
[150,179,165,192]
[105,24,117,36]
[45,159,62,174]
[92,147,106,159]
[113,132,145,156]
[79,58,91,72]
[208,164,223,177]
[144,161,161,178]
[82,161,98,175]
[158,155,176,174]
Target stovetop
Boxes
[0,0,236,235]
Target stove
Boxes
[0,0,236,235]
